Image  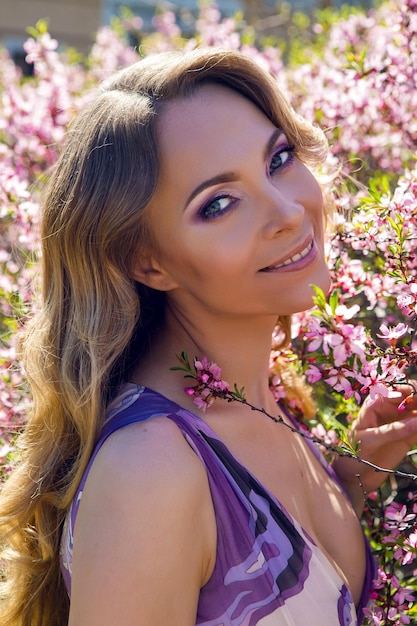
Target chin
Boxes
[288,273,332,315]
[311,261,332,292]
[317,270,332,296]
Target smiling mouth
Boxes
[261,240,314,271]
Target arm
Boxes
[68,416,216,626]
[332,386,417,514]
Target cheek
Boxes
[166,230,252,287]
[295,163,323,201]
[302,176,325,228]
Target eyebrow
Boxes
[184,127,284,208]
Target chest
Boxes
[209,418,366,606]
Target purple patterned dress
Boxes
[61,384,375,625]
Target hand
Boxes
[333,384,417,513]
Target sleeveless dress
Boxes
[60,384,375,625]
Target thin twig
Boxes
[217,389,417,481]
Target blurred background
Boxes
[0,0,374,67]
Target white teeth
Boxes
[268,241,313,270]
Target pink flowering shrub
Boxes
[0,1,416,622]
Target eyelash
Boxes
[198,194,237,222]
[197,143,296,222]
[269,144,296,176]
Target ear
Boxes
[131,252,179,292]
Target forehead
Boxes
[155,84,277,176]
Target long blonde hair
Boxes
[0,48,328,626]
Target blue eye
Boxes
[198,195,235,222]
[269,145,295,176]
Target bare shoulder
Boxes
[81,416,210,523]
[69,416,216,626]
[91,414,205,490]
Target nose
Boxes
[260,180,305,239]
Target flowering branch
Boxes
[1,2,416,621]
[173,348,417,623]
[172,351,417,482]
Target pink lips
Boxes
[260,238,317,273]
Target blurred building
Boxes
[0,0,372,63]
[0,0,101,57]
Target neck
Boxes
[136,299,283,412]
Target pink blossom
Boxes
[360,370,391,400]
[332,303,360,320]
[2,4,417,618]
[325,368,361,402]
[384,502,416,530]
[183,356,230,412]
[310,423,338,446]
[377,323,409,342]
[304,317,328,352]
[305,364,323,384]
[269,374,287,402]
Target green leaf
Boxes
[26,19,50,38]
[329,290,339,316]
[233,384,246,400]
[310,285,327,311]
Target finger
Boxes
[391,382,417,407]
[361,416,417,446]
[358,396,417,429]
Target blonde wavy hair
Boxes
[0,48,328,626]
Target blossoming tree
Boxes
[0,1,416,623]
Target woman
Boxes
[1,48,417,626]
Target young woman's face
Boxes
[137,84,331,320]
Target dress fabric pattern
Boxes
[60,384,375,625]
